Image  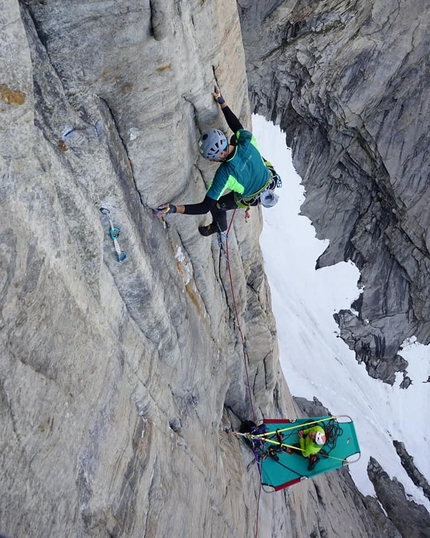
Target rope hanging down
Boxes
[217,210,261,538]
[218,209,257,423]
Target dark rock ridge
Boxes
[368,457,430,538]
[295,397,430,538]
[238,0,430,384]
[393,440,430,502]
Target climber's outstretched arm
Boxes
[213,85,244,133]
[153,196,216,217]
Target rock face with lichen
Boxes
[239,0,430,385]
[0,1,429,537]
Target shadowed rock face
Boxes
[393,441,430,502]
[368,457,430,538]
[0,0,426,536]
[239,0,430,383]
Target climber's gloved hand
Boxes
[154,204,177,218]
[212,84,225,105]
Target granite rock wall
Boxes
[239,0,430,384]
[0,1,427,536]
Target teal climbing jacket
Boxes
[206,129,270,200]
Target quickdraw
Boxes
[99,207,127,263]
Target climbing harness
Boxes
[99,207,127,263]
[234,161,282,210]
[264,160,282,189]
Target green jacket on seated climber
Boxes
[297,425,327,458]
[154,84,281,236]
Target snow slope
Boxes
[253,114,430,508]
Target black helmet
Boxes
[198,129,228,159]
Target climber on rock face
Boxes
[287,425,327,471]
[154,84,281,236]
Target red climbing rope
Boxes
[223,209,257,423]
[222,209,261,538]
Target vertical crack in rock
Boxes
[96,95,145,208]
[108,419,147,537]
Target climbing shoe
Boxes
[198,223,220,237]
[308,454,319,471]
[267,447,279,461]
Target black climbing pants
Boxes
[212,192,260,231]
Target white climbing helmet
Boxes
[198,129,228,159]
[315,431,326,445]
